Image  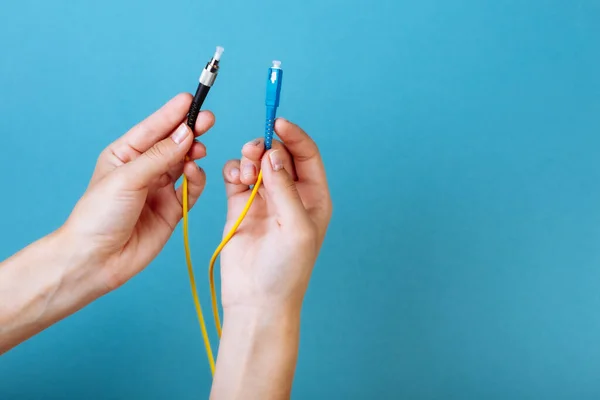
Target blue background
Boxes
[1,0,599,398]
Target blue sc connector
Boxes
[264,60,283,150]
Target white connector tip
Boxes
[272,60,282,69]
[214,46,224,61]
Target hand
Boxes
[62,93,214,291]
[210,119,331,399]
[220,118,332,314]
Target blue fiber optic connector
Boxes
[264,60,283,150]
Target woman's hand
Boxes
[220,118,332,313]
[62,93,214,291]
[210,119,332,399]
[0,93,214,354]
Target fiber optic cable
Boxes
[182,46,223,376]
[208,60,283,338]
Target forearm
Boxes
[0,228,105,354]
[210,305,301,400]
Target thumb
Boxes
[121,123,193,189]
[261,149,306,220]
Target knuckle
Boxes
[114,175,139,192]
[110,170,131,189]
[284,179,300,197]
[98,148,111,162]
[147,142,168,160]
[156,173,171,188]
[302,141,321,162]
[285,178,297,192]
[295,221,319,246]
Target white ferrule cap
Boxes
[214,46,224,61]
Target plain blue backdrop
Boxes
[1,0,599,398]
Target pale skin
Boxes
[0,93,332,399]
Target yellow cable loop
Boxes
[182,174,216,376]
[183,166,263,374]
[208,169,264,338]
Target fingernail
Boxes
[245,139,261,146]
[230,167,240,179]
[269,150,283,171]
[171,123,189,144]
[243,163,256,177]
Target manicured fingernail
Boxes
[171,123,189,144]
[230,167,240,179]
[243,163,256,177]
[269,150,283,171]
[245,139,261,146]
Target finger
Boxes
[223,159,249,198]
[191,110,215,138]
[239,140,259,185]
[260,149,307,222]
[240,138,296,185]
[111,95,214,159]
[274,118,332,222]
[154,161,207,230]
[270,140,296,179]
[119,123,194,190]
[175,161,207,211]
[163,141,207,185]
[113,93,192,158]
[274,118,326,186]
[241,138,264,161]
[188,141,207,160]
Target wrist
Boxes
[223,302,301,325]
[52,225,109,295]
[27,226,109,323]
[0,227,107,353]
[211,305,301,399]
[221,304,301,355]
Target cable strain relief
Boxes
[187,84,211,130]
[264,107,277,150]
